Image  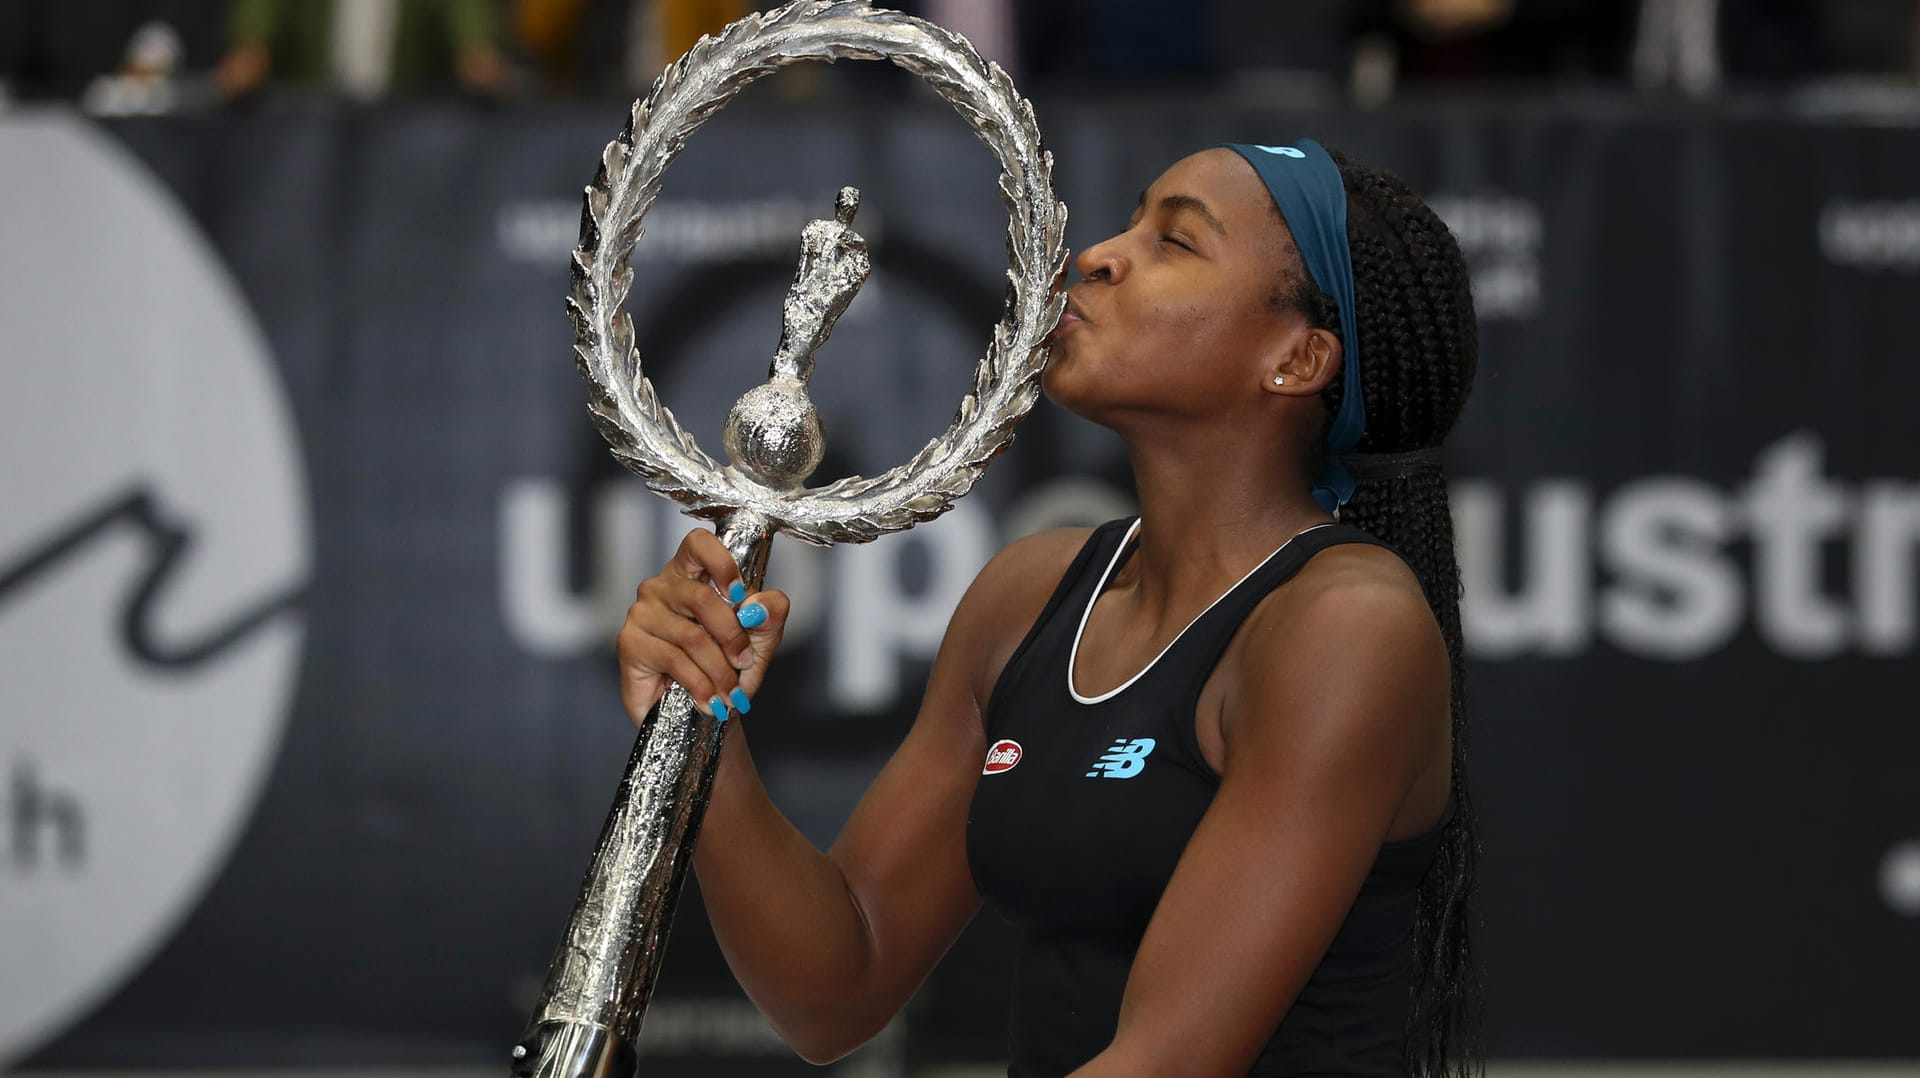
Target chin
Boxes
[1039,351,1111,426]
[1039,346,1084,408]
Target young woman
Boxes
[616,140,1482,1077]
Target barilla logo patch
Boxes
[982,739,1023,775]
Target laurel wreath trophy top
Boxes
[572,0,1066,547]
[514,4,1067,1077]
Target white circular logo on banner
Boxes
[0,114,311,1064]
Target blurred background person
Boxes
[1341,0,1633,100]
[1336,0,1920,100]
[1631,0,1730,95]
[0,0,225,104]
[79,19,191,116]
[513,0,755,99]
[213,0,511,102]
[1631,0,1920,94]
[651,0,756,73]
[920,0,1018,80]
[514,0,608,97]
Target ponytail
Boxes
[1290,151,1485,1077]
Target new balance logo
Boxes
[1085,738,1157,779]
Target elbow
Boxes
[739,881,895,1064]
[779,1014,891,1067]
[768,911,894,1063]
[790,1039,853,1067]
[760,995,888,1063]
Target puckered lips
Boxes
[1050,293,1090,340]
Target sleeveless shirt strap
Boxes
[983,517,1141,726]
[1161,522,1396,702]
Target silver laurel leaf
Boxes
[568,0,1068,551]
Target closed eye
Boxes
[1160,234,1193,252]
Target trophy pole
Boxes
[518,182,868,1078]
[512,512,770,1078]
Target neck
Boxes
[1115,423,1332,620]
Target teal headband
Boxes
[1220,140,1365,515]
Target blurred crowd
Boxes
[1,0,1917,114]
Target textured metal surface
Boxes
[525,511,771,1065]
[511,1021,635,1078]
[720,186,869,489]
[525,2,1066,1075]
[769,185,868,387]
[567,0,1069,545]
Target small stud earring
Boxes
[1272,376,1286,386]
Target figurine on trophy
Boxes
[722,186,870,493]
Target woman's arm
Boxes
[691,658,980,1062]
[636,527,1084,1062]
[1073,549,1452,1077]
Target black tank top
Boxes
[966,517,1452,1078]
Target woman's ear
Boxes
[1261,326,1343,396]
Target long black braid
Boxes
[1277,150,1484,1077]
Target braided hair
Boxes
[1277,150,1484,1077]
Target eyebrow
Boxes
[1133,190,1228,237]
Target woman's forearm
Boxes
[692,726,889,1062]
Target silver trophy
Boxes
[512,4,1067,1076]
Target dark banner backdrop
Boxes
[7,96,1919,1071]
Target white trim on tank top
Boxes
[1067,518,1337,705]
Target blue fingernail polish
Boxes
[738,603,767,629]
[728,581,746,604]
[729,688,751,715]
[710,696,729,722]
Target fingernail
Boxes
[734,649,755,669]
[709,695,729,722]
[737,603,767,629]
[729,688,751,715]
[728,581,747,604]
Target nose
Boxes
[1074,232,1126,284]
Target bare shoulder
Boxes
[945,525,1097,701]
[954,525,1094,634]
[1214,538,1452,839]
[1226,539,1449,734]
[1261,540,1437,640]
[970,526,1094,607]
